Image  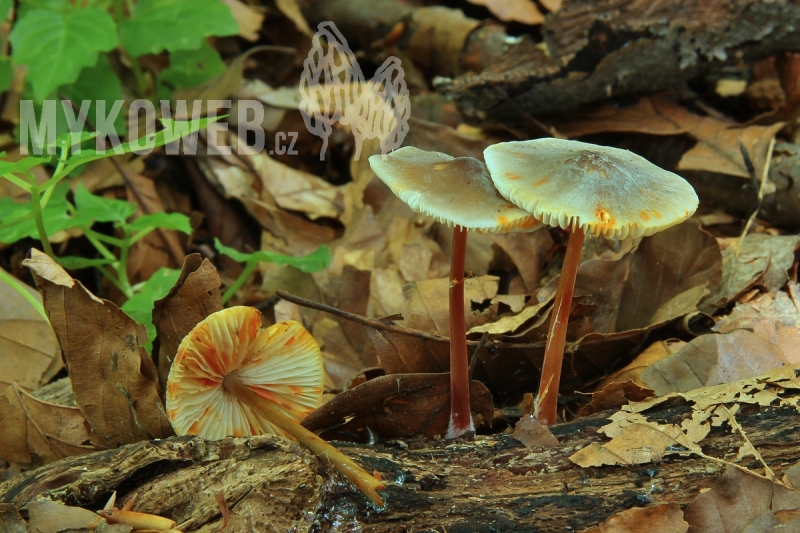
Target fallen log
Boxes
[2,402,799,532]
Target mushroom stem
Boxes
[222,374,385,505]
[447,225,474,439]
[536,227,586,425]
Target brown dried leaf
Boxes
[0,268,62,392]
[301,373,494,440]
[586,503,689,533]
[222,0,265,41]
[678,120,785,179]
[640,330,792,396]
[274,0,312,36]
[23,250,173,447]
[491,229,554,292]
[467,0,544,25]
[152,255,223,388]
[26,500,131,533]
[684,466,800,533]
[403,275,499,335]
[578,380,655,417]
[367,327,450,374]
[594,340,686,390]
[511,415,559,449]
[0,505,28,533]
[0,384,103,465]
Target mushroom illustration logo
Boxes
[299,22,410,161]
[484,139,699,425]
[369,147,540,439]
[166,306,385,504]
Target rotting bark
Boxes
[2,404,800,532]
[303,0,800,128]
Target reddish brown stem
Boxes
[447,225,473,439]
[536,228,586,425]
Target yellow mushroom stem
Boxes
[222,373,385,505]
[536,227,586,425]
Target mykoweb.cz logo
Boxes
[19,21,410,161]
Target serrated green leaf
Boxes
[119,0,238,57]
[0,183,90,244]
[127,212,192,234]
[74,183,137,223]
[62,116,221,174]
[121,267,181,353]
[214,238,331,273]
[61,55,125,136]
[57,255,114,269]
[157,40,226,99]
[10,8,118,100]
[0,155,52,176]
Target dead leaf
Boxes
[222,0,265,41]
[367,327,450,374]
[640,330,792,396]
[684,466,800,533]
[511,415,559,448]
[707,234,800,308]
[467,0,544,25]
[25,500,131,533]
[403,275,500,335]
[0,505,28,533]
[275,0,312,36]
[578,380,655,417]
[152,255,223,388]
[301,373,494,440]
[585,503,689,533]
[491,229,554,292]
[0,268,62,392]
[0,383,103,465]
[23,250,173,447]
[594,340,686,390]
[467,299,549,335]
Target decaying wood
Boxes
[303,0,800,128]
[2,403,799,532]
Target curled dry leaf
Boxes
[577,380,655,417]
[585,503,689,533]
[301,373,494,440]
[511,415,559,449]
[22,250,173,447]
[152,254,223,387]
[367,327,449,374]
[0,267,61,392]
[0,505,27,533]
[594,340,686,391]
[684,466,800,533]
[0,384,103,465]
[467,0,544,25]
[25,500,130,533]
[221,0,265,41]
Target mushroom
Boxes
[166,306,385,505]
[484,139,699,425]
[369,146,539,439]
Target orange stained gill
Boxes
[505,172,523,181]
[188,421,201,434]
[639,211,650,221]
[533,176,549,186]
[652,210,663,219]
[497,215,509,226]
[433,162,448,171]
[595,208,615,227]
[285,335,296,346]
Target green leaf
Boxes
[127,212,192,234]
[121,267,181,353]
[0,0,12,19]
[60,55,125,136]
[157,41,226,99]
[61,116,221,174]
[0,183,90,244]
[74,183,137,224]
[10,8,118,100]
[214,238,331,273]
[119,0,238,57]
[0,155,52,176]
[57,255,114,269]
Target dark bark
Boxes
[2,404,799,532]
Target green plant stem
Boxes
[0,212,36,231]
[40,152,69,209]
[82,227,126,249]
[1,172,31,191]
[97,265,129,295]
[128,55,148,98]
[221,261,258,305]
[117,234,133,299]
[26,176,54,258]
[82,228,118,261]
[0,268,47,321]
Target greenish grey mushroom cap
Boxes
[369,147,539,233]
[484,139,699,239]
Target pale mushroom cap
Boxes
[369,147,539,233]
[484,139,699,239]
[166,307,323,441]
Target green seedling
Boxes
[214,238,331,304]
[121,266,182,353]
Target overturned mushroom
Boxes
[166,306,385,504]
[484,139,698,425]
[369,146,539,438]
